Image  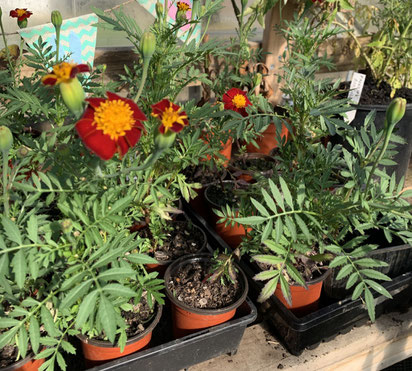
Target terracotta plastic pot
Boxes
[275,270,330,310]
[228,153,276,183]
[78,304,162,364]
[246,123,289,154]
[164,253,248,338]
[203,137,233,167]
[1,354,45,371]
[204,181,252,248]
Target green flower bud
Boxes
[254,72,262,87]
[155,2,164,19]
[51,10,63,29]
[385,97,406,130]
[18,18,28,29]
[0,126,13,152]
[59,77,85,117]
[61,219,73,234]
[154,131,176,151]
[17,146,29,158]
[141,31,156,61]
[176,10,187,23]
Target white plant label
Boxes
[346,72,366,124]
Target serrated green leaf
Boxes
[346,272,359,289]
[126,253,158,265]
[269,179,285,212]
[253,254,283,266]
[261,188,278,214]
[29,317,40,354]
[56,352,67,370]
[0,317,19,328]
[360,269,391,281]
[41,306,60,337]
[61,339,76,354]
[233,215,266,225]
[279,177,293,210]
[75,290,98,329]
[251,198,270,217]
[60,279,93,309]
[364,288,375,322]
[364,279,392,299]
[352,281,364,300]
[98,295,116,343]
[263,240,287,255]
[0,327,18,349]
[27,214,38,243]
[253,269,278,281]
[12,250,26,289]
[284,216,296,241]
[329,255,347,268]
[258,276,279,302]
[97,267,136,282]
[18,326,28,358]
[102,284,137,298]
[2,217,22,245]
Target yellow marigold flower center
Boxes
[153,104,187,133]
[93,100,135,141]
[16,9,27,17]
[177,2,191,12]
[52,62,76,84]
[232,94,247,109]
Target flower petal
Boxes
[42,74,58,85]
[151,99,170,116]
[75,118,96,140]
[86,97,106,109]
[79,130,117,160]
[124,127,143,148]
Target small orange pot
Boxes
[275,270,330,310]
[165,254,248,338]
[202,136,233,167]
[246,123,289,154]
[204,181,252,248]
[78,304,162,364]
[2,354,45,371]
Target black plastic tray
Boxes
[87,298,256,371]
[182,200,412,356]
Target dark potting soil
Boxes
[134,220,205,262]
[182,165,225,186]
[339,70,412,105]
[206,182,246,208]
[0,344,20,368]
[232,158,276,172]
[167,261,241,310]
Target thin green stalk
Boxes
[55,28,61,63]
[2,150,9,217]
[134,58,150,103]
[0,16,15,82]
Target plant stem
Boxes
[2,150,9,217]
[0,16,15,82]
[134,58,150,103]
[55,26,61,63]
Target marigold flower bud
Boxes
[191,0,200,19]
[0,126,13,152]
[61,219,73,234]
[385,97,406,130]
[18,18,28,28]
[254,73,262,87]
[154,131,176,151]
[155,2,164,19]
[17,146,29,158]
[51,10,62,29]
[59,77,85,117]
[141,31,156,61]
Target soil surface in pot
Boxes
[339,71,412,105]
[206,182,248,208]
[182,165,225,186]
[0,344,23,368]
[134,220,205,262]
[231,158,276,172]
[167,261,241,309]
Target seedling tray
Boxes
[182,200,412,356]
[84,298,256,371]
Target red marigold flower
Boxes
[151,99,188,134]
[222,88,252,117]
[42,62,90,86]
[75,92,147,161]
[9,8,32,21]
[176,1,191,12]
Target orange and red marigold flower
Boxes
[42,62,90,86]
[151,99,188,134]
[75,92,147,161]
[9,8,32,21]
[176,2,191,12]
[223,88,252,117]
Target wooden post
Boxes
[262,0,298,105]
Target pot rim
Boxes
[0,352,39,371]
[352,102,412,111]
[204,180,248,210]
[164,253,248,315]
[77,303,163,348]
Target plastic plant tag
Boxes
[139,0,201,43]
[18,14,98,66]
[345,72,366,124]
